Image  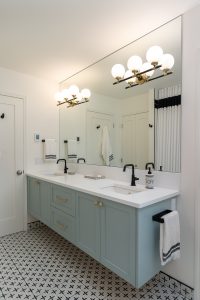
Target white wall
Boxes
[0,67,59,223]
[0,67,59,170]
[162,7,200,288]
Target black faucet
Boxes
[77,158,86,163]
[57,159,68,174]
[145,162,155,170]
[123,164,139,186]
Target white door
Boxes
[122,115,136,165]
[86,111,114,165]
[135,113,149,170]
[122,112,148,169]
[0,94,24,237]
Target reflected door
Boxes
[86,111,114,165]
[0,95,24,236]
[122,112,148,169]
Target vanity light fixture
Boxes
[111,46,174,89]
[55,85,91,107]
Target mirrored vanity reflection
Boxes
[59,17,181,173]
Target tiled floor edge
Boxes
[159,271,194,300]
[27,221,45,230]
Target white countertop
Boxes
[26,171,179,208]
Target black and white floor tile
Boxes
[0,226,194,300]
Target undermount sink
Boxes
[44,172,65,177]
[102,184,146,195]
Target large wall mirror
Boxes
[59,17,181,172]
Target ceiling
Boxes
[0,0,199,83]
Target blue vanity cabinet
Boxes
[100,199,136,284]
[40,181,52,226]
[27,177,41,219]
[27,177,52,225]
[76,192,101,260]
[135,198,172,288]
[99,197,174,288]
[27,176,176,289]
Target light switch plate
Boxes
[34,133,40,142]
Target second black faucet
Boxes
[57,159,68,174]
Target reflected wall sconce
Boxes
[111,46,174,89]
[55,85,91,107]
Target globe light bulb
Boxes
[124,70,136,85]
[54,92,63,102]
[140,62,155,77]
[81,88,91,99]
[68,85,79,97]
[62,89,71,100]
[111,64,125,80]
[146,46,163,66]
[76,92,83,102]
[127,55,143,73]
[160,54,175,72]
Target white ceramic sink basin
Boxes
[44,172,65,177]
[102,184,146,195]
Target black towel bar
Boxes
[64,137,80,143]
[152,210,172,223]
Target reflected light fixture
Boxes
[111,46,174,89]
[55,85,91,107]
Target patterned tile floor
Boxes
[0,226,192,299]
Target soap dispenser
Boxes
[145,165,154,189]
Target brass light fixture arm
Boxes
[125,71,173,90]
[113,64,162,85]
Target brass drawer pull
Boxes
[56,221,66,229]
[55,196,68,204]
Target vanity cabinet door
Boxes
[100,199,136,284]
[27,177,41,219]
[40,181,52,226]
[76,193,100,260]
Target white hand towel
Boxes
[160,210,180,266]
[101,126,113,166]
[44,139,57,160]
[68,140,77,160]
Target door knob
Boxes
[16,170,23,175]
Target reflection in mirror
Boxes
[59,17,181,172]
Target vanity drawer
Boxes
[52,185,76,216]
[50,207,75,243]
